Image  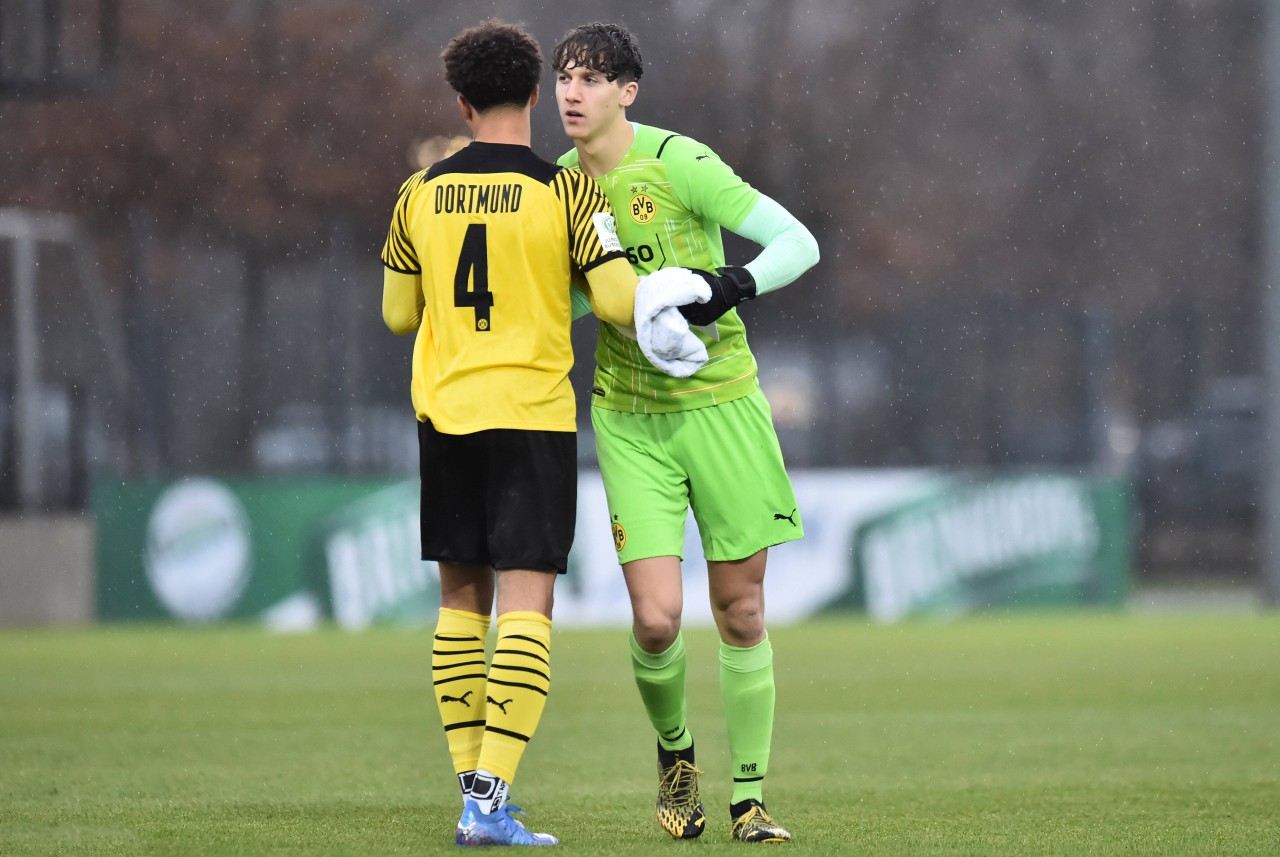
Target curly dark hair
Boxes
[551,22,643,83]
[442,21,543,111]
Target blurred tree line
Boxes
[0,0,1263,561]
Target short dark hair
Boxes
[551,22,643,84]
[442,21,543,111]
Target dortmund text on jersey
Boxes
[382,142,624,433]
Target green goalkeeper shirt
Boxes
[558,123,762,414]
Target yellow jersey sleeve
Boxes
[552,168,627,275]
[381,170,427,274]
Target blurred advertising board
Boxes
[93,476,399,629]
[93,471,1130,629]
[834,474,1131,620]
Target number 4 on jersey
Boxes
[454,223,494,331]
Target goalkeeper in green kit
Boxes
[553,23,820,844]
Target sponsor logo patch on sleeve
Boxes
[592,212,623,254]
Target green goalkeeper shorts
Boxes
[591,388,803,564]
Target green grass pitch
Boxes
[2,611,1277,855]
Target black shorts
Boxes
[417,420,576,573]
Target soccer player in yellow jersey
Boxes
[553,23,820,843]
[380,21,680,847]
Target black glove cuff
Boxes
[676,265,756,326]
[717,266,757,300]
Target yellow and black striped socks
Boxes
[432,608,491,787]
[474,611,552,786]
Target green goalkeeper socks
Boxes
[630,632,692,752]
[720,635,775,805]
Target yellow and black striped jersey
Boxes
[381,141,625,433]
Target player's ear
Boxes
[457,95,474,122]
[620,80,638,108]
[529,85,539,109]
